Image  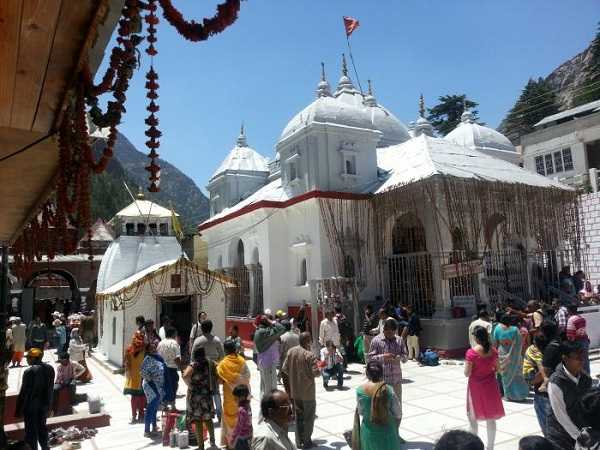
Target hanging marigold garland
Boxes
[158,0,242,42]
[11,0,245,278]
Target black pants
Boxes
[24,408,49,450]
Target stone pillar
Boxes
[247,264,257,316]
[21,288,34,324]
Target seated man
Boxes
[319,340,344,389]
[53,352,85,414]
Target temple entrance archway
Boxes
[386,213,434,316]
[23,269,81,323]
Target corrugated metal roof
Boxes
[535,99,600,127]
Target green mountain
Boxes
[91,132,209,232]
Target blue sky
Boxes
[100,0,599,194]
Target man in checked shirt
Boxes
[368,317,408,425]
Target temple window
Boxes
[345,155,357,175]
[299,258,308,285]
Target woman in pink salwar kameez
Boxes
[465,326,505,450]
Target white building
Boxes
[522,99,600,188]
[96,194,229,366]
[200,58,579,351]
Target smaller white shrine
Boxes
[96,193,231,366]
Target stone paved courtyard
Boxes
[6,353,600,450]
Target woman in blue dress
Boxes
[492,313,529,401]
[141,342,166,437]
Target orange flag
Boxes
[343,16,360,37]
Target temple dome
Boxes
[210,127,269,181]
[280,59,410,148]
[446,109,519,164]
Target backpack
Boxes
[420,349,439,366]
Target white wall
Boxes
[99,265,228,367]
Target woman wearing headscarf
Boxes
[141,341,166,437]
[217,339,251,449]
[124,331,146,423]
[183,346,217,449]
[67,328,92,382]
[356,360,403,450]
[492,313,529,402]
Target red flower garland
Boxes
[145,0,162,192]
[158,0,242,42]
[11,0,247,277]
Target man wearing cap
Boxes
[16,348,55,450]
[253,315,286,416]
[10,317,27,367]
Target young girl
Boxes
[230,384,252,450]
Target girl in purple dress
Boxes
[465,326,505,450]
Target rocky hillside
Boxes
[497,43,593,139]
[91,132,209,232]
[545,45,594,109]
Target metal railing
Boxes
[386,252,435,317]
[223,264,263,317]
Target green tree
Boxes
[427,94,480,136]
[573,22,600,106]
[500,77,559,144]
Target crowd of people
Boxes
[463,298,599,450]
[5,294,600,450]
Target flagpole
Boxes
[345,32,363,95]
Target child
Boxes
[228,325,243,355]
[230,384,252,450]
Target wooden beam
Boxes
[0,127,58,243]
[0,0,23,127]
[32,0,95,132]
[10,0,62,131]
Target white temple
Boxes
[96,193,229,366]
[199,56,576,351]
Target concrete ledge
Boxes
[420,317,471,355]
[90,351,124,374]
[6,411,111,440]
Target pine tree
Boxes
[573,22,600,106]
[501,77,559,144]
[427,94,480,136]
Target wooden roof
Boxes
[0,0,123,243]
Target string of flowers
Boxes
[144,0,162,192]
[11,0,246,278]
[158,0,242,42]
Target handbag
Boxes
[351,407,361,450]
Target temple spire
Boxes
[461,98,474,123]
[335,53,358,97]
[236,123,248,147]
[363,79,377,107]
[415,94,434,137]
[419,93,426,118]
[316,62,332,97]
